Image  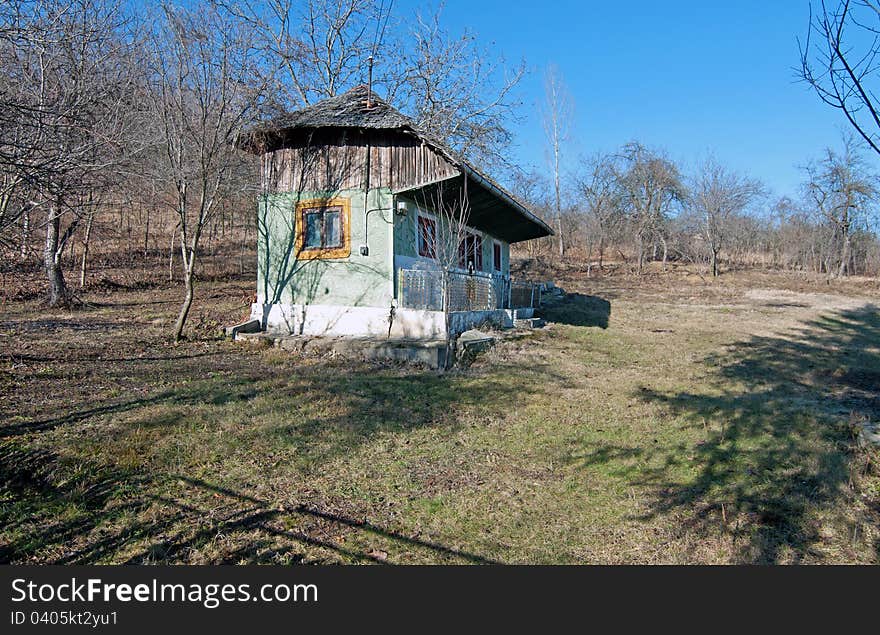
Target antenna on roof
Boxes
[367,56,374,109]
[365,0,391,110]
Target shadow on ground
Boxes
[539,293,611,328]
[0,344,545,563]
[623,305,880,563]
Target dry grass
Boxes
[1,260,879,564]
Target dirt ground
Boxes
[1,259,878,564]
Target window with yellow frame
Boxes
[295,198,351,260]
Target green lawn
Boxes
[1,271,878,563]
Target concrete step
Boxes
[513,307,534,319]
[514,317,545,329]
[458,329,496,355]
[225,319,261,339]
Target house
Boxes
[242,85,552,339]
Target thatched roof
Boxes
[245,85,553,242]
[257,85,412,132]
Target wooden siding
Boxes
[260,129,459,194]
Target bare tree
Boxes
[0,0,135,305]
[226,0,388,109]
[235,1,525,172]
[391,8,525,173]
[508,168,553,258]
[144,2,272,341]
[800,1,880,156]
[615,142,686,273]
[542,64,573,258]
[577,153,622,273]
[423,187,474,370]
[803,135,877,276]
[690,157,763,277]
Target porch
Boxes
[396,268,542,313]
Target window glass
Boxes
[304,211,322,249]
[297,200,349,259]
[458,232,483,270]
[493,242,502,271]
[418,216,436,258]
[324,209,341,247]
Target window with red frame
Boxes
[417,216,436,258]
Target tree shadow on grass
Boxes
[119,476,501,565]
[538,293,610,328]
[0,441,152,563]
[0,375,261,438]
[1,355,548,563]
[630,305,880,563]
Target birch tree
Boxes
[542,65,573,258]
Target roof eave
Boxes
[460,165,555,238]
[393,171,554,243]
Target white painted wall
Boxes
[252,303,512,339]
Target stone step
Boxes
[512,307,534,319]
[224,319,261,339]
[457,329,496,354]
[514,317,545,329]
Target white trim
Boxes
[460,228,485,273]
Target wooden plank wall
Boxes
[260,130,459,194]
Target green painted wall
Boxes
[393,194,510,276]
[393,195,418,259]
[256,188,394,308]
[257,187,513,310]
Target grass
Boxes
[1,265,879,563]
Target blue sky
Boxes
[396,0,864,198]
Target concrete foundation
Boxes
[251,302,513,339]
[236,332,450,369]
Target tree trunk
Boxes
[143,208,151,258]
[442,270,454,371]
[169,229,175,282]
[637,234,645,274]
[556,213,564,259]
[44,202,70,306]
[20,208,30,260]
[838,231,851,277]
[173,256,194,342]
[586,240,593,278]
[711,248,719,277]
[79,211,94,287]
